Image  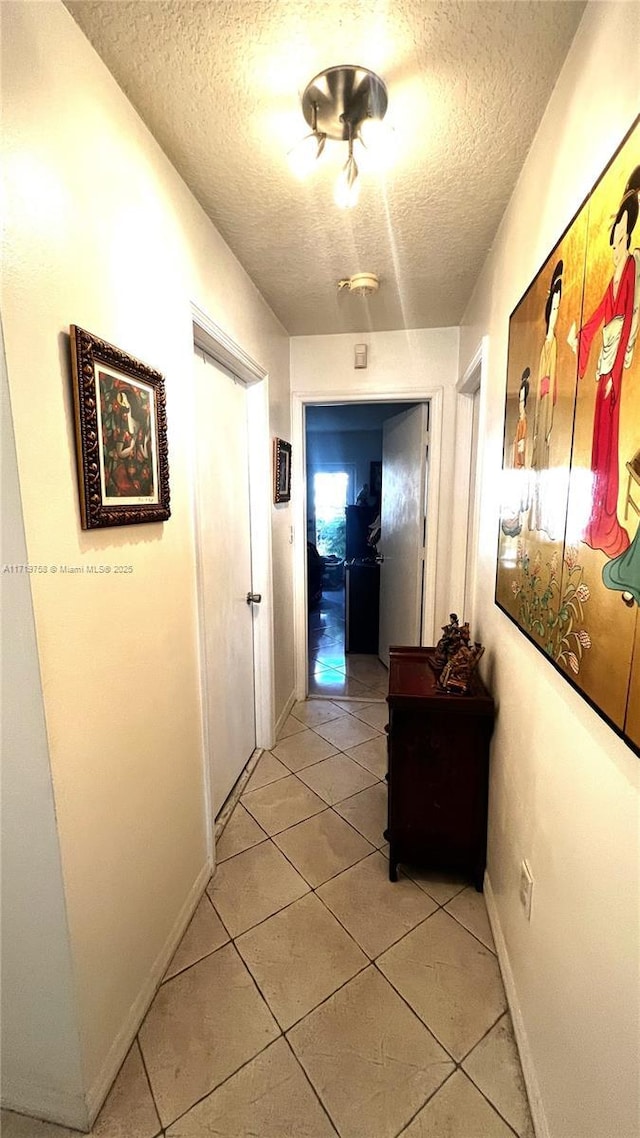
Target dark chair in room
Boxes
[322,555,345,590]
[307,541,323,609]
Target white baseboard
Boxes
[85,858,212,1127]
[275,689,297,737]
[1,1076,90,1132]
[215,693,297,841]
[1,860,213,1132]
[484,873,550,1138]
[214,748,264,840]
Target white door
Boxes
[463,388,481,622]
[378,404,429,667]
[193,348,256,815]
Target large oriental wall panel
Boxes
[497,118,640,754]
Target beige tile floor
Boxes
[307,590,388,700]
[2,694,534,1138]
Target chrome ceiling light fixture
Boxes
[288,65,388,208]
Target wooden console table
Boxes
[386,646,495,890]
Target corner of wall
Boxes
[1,321,88,1128]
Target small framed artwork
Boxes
[273,437,291,504]
[70,325,170,529]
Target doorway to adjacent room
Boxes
[303,400,431,700]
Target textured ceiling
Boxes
[65,0,586,335]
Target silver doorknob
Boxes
[246,592,262,605]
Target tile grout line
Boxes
[215,791,383,898]
[441,902,498,956]
[135,1033,164,1137]
[280,1035,342,1137]
[213,746,265,840]
[162,935,290,1131]
[270,814,377,889]
[368,953,523,1137]
[241,768,387,828]
[211,865,312,942]
[262,744,380,783]
[269,741,385,782]
[306,852,446,970]
[458,1018,523,1138]
[216,832,269,865]
[158,1034,286,1133]
[281,958,372,1037]
[390,1068,459,1138]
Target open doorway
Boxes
[304,401,422,700]
[307,468,350,692]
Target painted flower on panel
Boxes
[510,542,592,674]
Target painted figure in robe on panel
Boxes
[565,130,640,742]
[497,119,639,754]
[497,212,587,665]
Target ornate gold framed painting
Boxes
[70,325,171,529]
[273,437,291,504]
[496,118,640,756]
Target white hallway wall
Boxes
[1,329,86,1124]
[459,4,639,1138]
[1,0,292,1127]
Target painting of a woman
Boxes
[101,378,154,498]
[529,259,562,536]
[500,368,532,538]
[568,165,640,558]
[513,368,530,470]
[495,123,640,752]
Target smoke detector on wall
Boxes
[337,272,380,297]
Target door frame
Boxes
[292,388,443,702]
[191,303,275,839]
[448,337,489,626]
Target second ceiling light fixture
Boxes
[288,64,389,209]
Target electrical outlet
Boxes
[519,860,534,921]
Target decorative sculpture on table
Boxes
[433,613,460,670]
[433,614,472,670]
[440,642,485,694]
[432,612,485,694]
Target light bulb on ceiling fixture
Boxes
[334,128,360,209]
[288,130,326,179]
[287,102,326,180]
[358,115,387,149]
[357,115,396,175]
